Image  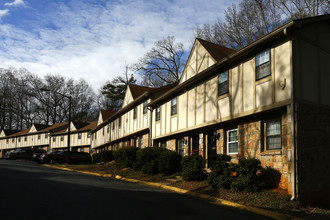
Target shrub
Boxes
[92,153,100,163]
[134,147,168,175]
[230,158,264,192]
[207,154,232,188]
[113,146,139,169]
[158,150,182,175]
[181,154,206,181]
[99,150,114,162]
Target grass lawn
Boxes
[52,162,330,219]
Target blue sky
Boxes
[0,0,236,91]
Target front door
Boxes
[192,135,199,155]
[207,131,217,168]
[177,139,184,156]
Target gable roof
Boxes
[128,84,155,99]
[33,124,50,131]
[100,110,116,121]
[1,129,19,136]
[7,128,30,138]
[196,38,236,62]
[38,122,69,133]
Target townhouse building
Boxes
[90,110,116,151]
[51,121,96,152]
[148,15,330,207]
[91,84,176,152]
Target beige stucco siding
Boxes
[178,93,187,130]
[243,59,254,112]
[218,96,230,119]
[187,88,196,127]
[231,66,242,115]
[275,41,292,102]
[205,77,217,122]
[256,81,273,108]
[196,84,205,125]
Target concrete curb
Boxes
[43,164,301,220]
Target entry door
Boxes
[192,135,199,155]
[177,139,184,156]
[207,131,217,167]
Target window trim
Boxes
[265,119,282,150]
[143,100,147,115]
[218,70,229,97]
[227,128,238,155]
[255,49,271,81]
[171,97,177,115]
[156,106,161,121]
[133,107,137,119]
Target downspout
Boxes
[148,106,153,147]
[284,28,297,200]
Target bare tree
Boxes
[195,0,329,49]
[133,36,186,87]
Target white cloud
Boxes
[0,9,9,19]
[0,0,235,91]
[4,0,25,7]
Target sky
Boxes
[0,0,236,92]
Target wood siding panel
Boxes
[188,88,196,127]
[243,59,254,112]
[275,41,291,102]
[178,92,187,130]
[205,77,217,122]
[256,81,273,108]
[231,66,242,115]
[196,84,205,125]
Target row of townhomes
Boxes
[0,121,96,155]
[0,15,329,207]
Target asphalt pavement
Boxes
[0,160,271,220]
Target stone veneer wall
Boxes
[216,106,292,193]
[296,101,330,208]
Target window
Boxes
[102,128,104,135]
[78,133,82,139]
[18,137,21,142]
[171,97,177,115]
[256,50,270,80]
[112,121,115,130]
[139,136,143,148]
[38,134,41,140]
[87,133,91,138]
[266,120,281,150]
[60,135,64,141]
[218,70,229,96]
[133,107,137,119]
[156,106,161,121]
[143,100,147,114]
[227,129,238,154]
[95,133,97,139]
[24,136,27,142]
[80,148,84,152]
[45,134,48,139]
[107,124,110,133]
[119,117,121,128]
[12,138,15,143]
[53,137,56,142]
